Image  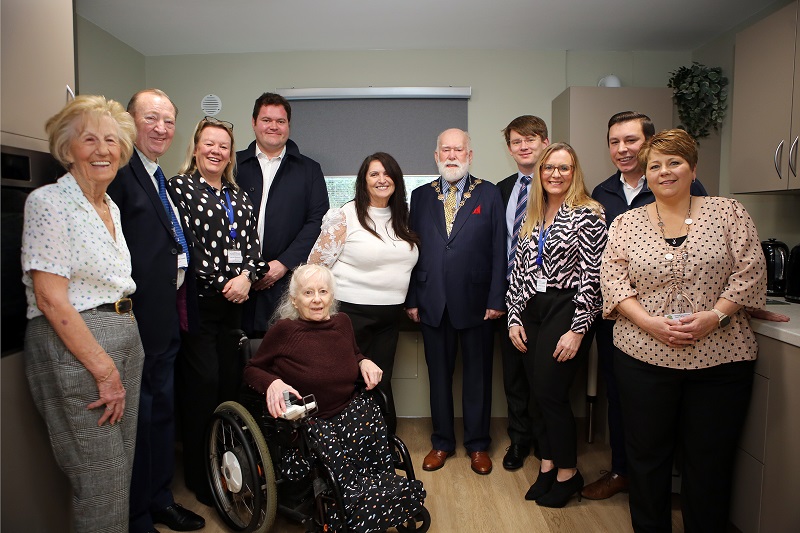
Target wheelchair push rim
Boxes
[206,400,277,532]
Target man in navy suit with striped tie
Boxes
[496,115,550,470]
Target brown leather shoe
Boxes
[422,449,454,471]
[469,451,493,475]
[581,471,629,500]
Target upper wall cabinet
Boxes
[1,0,75,151]
[552,87,673,193]
[731,1,800,193]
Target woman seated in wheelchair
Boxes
[243,263,426,532]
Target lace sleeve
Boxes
[308,208,347,267]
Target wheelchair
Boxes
[204,332,431,533]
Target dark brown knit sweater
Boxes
[243,313,365,418]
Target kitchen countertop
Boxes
[750,298,800,348]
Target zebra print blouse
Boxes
[506,203,607,334]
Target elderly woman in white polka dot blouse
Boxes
[600,129,768,533]
[21,95,144,532]
[166,117,268,504]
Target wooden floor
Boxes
[172,417,685,533]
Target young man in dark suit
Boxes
[108,89,204,532]
[236,92,329,336]
[496,115,550,470]
[405,128,507,475]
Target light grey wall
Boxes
[76,17,145,106]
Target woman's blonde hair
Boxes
[520,142,603,238]
[45,95,136,170]
[272,264,340,322]
[178,118,238,189]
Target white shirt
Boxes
[255,144,286,246]
[136,147,185,288]
[308,202,419,305]
[22,173,135,318]
[620,174,645,205]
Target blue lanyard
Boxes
[535,224,551,267]
[222,190,237,239]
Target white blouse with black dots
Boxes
[601,196,767,369]
[168,172,267,297]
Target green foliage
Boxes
[667,62,729,140]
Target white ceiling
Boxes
[76,0,781,57]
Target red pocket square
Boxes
[472,205,481,214]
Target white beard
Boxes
[437,159,468,183]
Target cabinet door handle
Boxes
[66,84,75,102]
[774,139,785,179]
[790,137,799,177]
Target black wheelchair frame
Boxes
[204,331,431,533]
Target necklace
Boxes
[431,177,481,209]
[655,196,693,251]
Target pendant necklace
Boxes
[656,196,693,261]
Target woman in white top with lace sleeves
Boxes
[309,152,418,432]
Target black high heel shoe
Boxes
[525,468,558,500]
[536,470,584,508]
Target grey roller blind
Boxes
[288,98,468,176]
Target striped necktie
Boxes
[507,175,531,279]
[155,166,189,268]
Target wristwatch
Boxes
[711,308,730,328]
[240,269,256,282]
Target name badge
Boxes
[228,249,243,264]
[177,253,188,269]
[535,277,547,293]
[665,312,691,321]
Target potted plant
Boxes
[667,62,728,140]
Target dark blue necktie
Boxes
[507,175,531,279]
[155,166,189,268]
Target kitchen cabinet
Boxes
[730,1,800,193]
[730,333,800,533]
[1,0,75,152]
[551,87,673,192]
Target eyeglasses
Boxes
[202,116,234,131]
[509,136,540,148]
[541,164,573,175]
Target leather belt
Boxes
[97,297,133,315]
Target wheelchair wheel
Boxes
[207,401,277,532]
[396,506,431,533]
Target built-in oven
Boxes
[1,145,64,356]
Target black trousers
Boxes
[614,349,755,533]
[129,322,180,532]
[177,293,244,498]
[498,304,544,449]
[524,288,591,468]
[595,318,627,475]
[338,301,403,435]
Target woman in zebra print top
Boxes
[506,142,607,508]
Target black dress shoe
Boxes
[502,444,530,470]
[525,468,557,500]
[152,503,205,531]
[536,470,584,508]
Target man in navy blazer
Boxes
[495,115,550,470]
[406,128,506,475]
[108,89,204,532]
[236,92,329,336]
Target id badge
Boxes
[227,249,243,264]
[665,312,691,321]
[177,252,188,269]
[535,277,547,293]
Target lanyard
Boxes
[222,190,237,240]
[535,224,551,267]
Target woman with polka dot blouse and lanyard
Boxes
[601,129,767,533]
[167,117,267,505]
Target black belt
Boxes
[97,297,133,314]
